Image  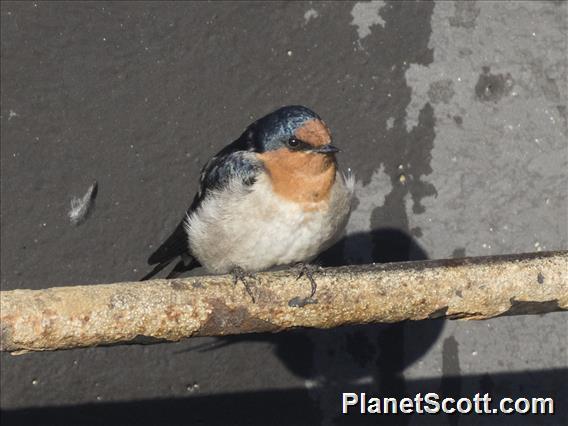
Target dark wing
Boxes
[141,131,260,280]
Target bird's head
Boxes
[245,105,340,157]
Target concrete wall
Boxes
[1,1,566,425]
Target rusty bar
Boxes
[1,251,566,354]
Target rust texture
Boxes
[1,251,566,354]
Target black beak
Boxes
[312,144,340,154]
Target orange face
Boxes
[294,119,332,147]
[258,146,337,210]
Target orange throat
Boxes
[258,149,337,208]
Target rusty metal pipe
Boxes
[1,251,566,354]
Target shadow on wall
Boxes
[244,229,444,426]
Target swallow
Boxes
[142,105,354,300]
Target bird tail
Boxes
[140,259,174,281]
[141,216,199,281]
[140,253,199,281]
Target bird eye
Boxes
[287,137,300,148]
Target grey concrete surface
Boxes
[1,1,566,425]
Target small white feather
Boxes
[343,168,356,195]
[68,181,98,225]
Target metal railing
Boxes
[1,251,566,354]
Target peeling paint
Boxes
[428,79,455,104]
[449,1,481,29]
[404,1,567,259]
[350,1,386,40]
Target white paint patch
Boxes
[304,8,319,24]
[350,1,386,40]
[403,1,567,259]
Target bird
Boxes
[142,105,354,301]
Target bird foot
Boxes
[232,266,258,303]
[291,262,322,305]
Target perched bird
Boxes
[142,105,354,300]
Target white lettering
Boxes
[342,393,358,414]
[515,398,530,414]
[414,393,424,413]
[383,397,397,414]
[501,397,514,414]
[339,392,554,415]
[456,397,472,413]
[400,397,414,414]
[532,397,554,414]
[424,393,440,413]
[442,397,456,413]
[367,397,380,414]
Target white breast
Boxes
[185,171,354,274]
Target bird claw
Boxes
[232,266,258,303]
[294,262,322,301]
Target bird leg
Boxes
[232,266,258,303]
